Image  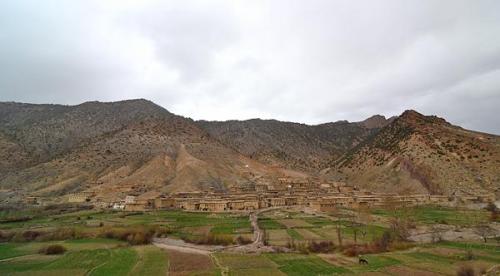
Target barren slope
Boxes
[197,116,391,171]
[0,100,305,201]
[330,110,500,196]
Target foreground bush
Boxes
[235,235,252,245]
[0,230,14,242]
[456,265,475,276]
[38,244,67,255]
[308,241,335,253]
[98,225,171,245]
[9,228,90,243]
[285,240,335,254]
[182,233,233,246]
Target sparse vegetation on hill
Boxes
[0,100,498,200]
[331,110,500,195]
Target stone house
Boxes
[68,193,90,203]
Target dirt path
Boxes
[153,241,212,255]
[153,207,291,255]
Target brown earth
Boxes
[0,100,499,200]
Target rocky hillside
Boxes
[330,110,500,196]
[1,100,498,200]
[0,100,300,201]
[197,116,392,171]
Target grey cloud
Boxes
[0,0,499,134]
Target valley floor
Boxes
[0,205,499,275]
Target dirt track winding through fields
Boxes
[153,206,288,255]
[153,241,211,255]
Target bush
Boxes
[99,228,152,245]
[12,230,42,242]
[98,226,169,245]
[235,235,252,245]
[39,228,86,241]
[183,233,234,246]
[39,244,67,255]
[0,230,14,242]
[456,265,475,276]
[308,241,335,253]
[342,243,374,257]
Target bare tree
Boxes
[336,222,343,247]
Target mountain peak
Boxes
[358,114,389,129]
[399,109,449,127]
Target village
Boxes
[21,177,495,213]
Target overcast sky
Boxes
[1,1,500,134]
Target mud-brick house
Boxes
[24,196,40,205]
[154,197,176,209]
[255,184,268,192]
[354,195,383,207]
[228,200,245,210]
[124,195,136,204]
[243,199,260,210]
[285,196,299,206]
[199,200,229,212]
[176,198,199,211]
[263,197,286,207]
[68,193,91,203]
[124,198,155,211]
[429,195,452,205]
[94,201,112,209]
[309,199,336,212]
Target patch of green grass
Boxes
[130,245,168,275]
[0,246,139,275]
[258,218,285,229]
[216,253,277,270]
[0,256,60,274]
[210,219,251,234]
[90,247,137,275]
[286,229,304,240]
[435,241,500,254]
[405,252,455,264]
[266,253,350,275]
[354,255,402,272]
[44,248,112,271]
[371,205,489,226]
[0,243,31,260]
[302,217,335,227]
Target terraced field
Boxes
[1,206,498,275]
[214,240,499,275]
[0,240,168,275]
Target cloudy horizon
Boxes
[1,0,500,134]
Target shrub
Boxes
[456,265,475,276]
[12,230,43,242]
[98,226,169,245]
[40,227,86,241]
[308,241,335,253]
[342,243,374,257]
[183,233,234,246]
[0,230,14,242]
[39,244,67,255]
[235,235,252,245]
[373,231,392,252]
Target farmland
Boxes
[0,205,499,275]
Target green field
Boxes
[0,241,168,276]
[371,205,490,226]
[1,206,499,275]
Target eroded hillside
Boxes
[331,110,500,195]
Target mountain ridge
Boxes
[0,99,498,201]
